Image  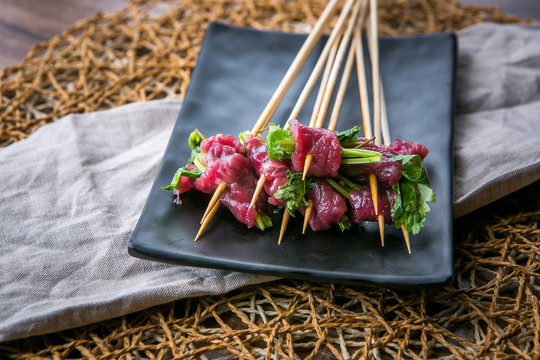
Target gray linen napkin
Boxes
[1,23,540,342]
[453,23,540,217]
[0,100,277,342]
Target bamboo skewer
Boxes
[364,1,411,253]
[328,31,357,132]
[196,0,342,242]
[302,16,362,232]
[352,17,383,246]
[249,0,354,220]
[251,0,341,135]
[309,40,340,128]
[248,174,266,209]
[196,0,408,248]
[302,0,363,181]
[288,0,353,122]
[365,0,386,247]
[283,2,364,241]
[278,210,291,245]
[353,26,372,139]
[350,1,384,247]
[200,182,227,224]
[273,1,360,244]
[195,201,220,242]
[302,200,314,234]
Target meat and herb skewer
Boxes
[162,0,436,249]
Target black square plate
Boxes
[129,22,456,286]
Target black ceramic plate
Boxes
[129,22,456,286]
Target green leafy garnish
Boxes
[266,123,296,160]
[336,126,361,145]
[161,167,202,191]
[273,171,313,215]
[188,130,206,150]
[391,155,436,234]
[238,130,251,145]
[391,154,430,185]
[188,130,207,167]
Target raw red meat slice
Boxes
[193,134,251,193]
[348,185,395,224]
[244,135,289,206]
[289,119,342,177]
[387,139,429,160]
[300,179,347,231]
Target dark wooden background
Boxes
[0,0,538,70]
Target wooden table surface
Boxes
[0,0,538,70]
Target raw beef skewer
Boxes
[196,0,342,238]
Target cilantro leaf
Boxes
[336,126,361,145]
[266,123,296,160]
[391,155,435,234]
[391,154,430,185]
[273,171,313,215]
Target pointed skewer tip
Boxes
[249,174,266,209]
[200,182,227,224]
[401,225,411,254]
[278,210,291,245]
[195,202,220,242]
[378,215,385,247]
[302,200,314,234]
[302,154,313,181]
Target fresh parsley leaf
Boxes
[266,123,296,160]
[336,126,361,145]
[161,167,202,191]
[391,156,436,235]
[391,154,430,185]
[273,171,313,215]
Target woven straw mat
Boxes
[1,0,539,359]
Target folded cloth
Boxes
[1,23,540,342]
[0,100,278,342]
[453,23,540,217]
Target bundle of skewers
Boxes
[162,0,436,253]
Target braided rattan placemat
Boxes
[1,0,539,359]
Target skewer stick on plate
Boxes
[353,26,372,139]
[353,15,383,240]
[366,0,386,247]
[251,0,341,135]
[366,2,412,253]
[302,5,362,230]
[200,182,227,224]
[302,200,314,234]
[302,0,363,181]
[195,201,220,242]
[288,0,355,123]
[248,0,355,210]
[278,210,291,245]
[248,174,266,209]
[264,1,357,243]
[351,1,384,246]
[197,0,340,242]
